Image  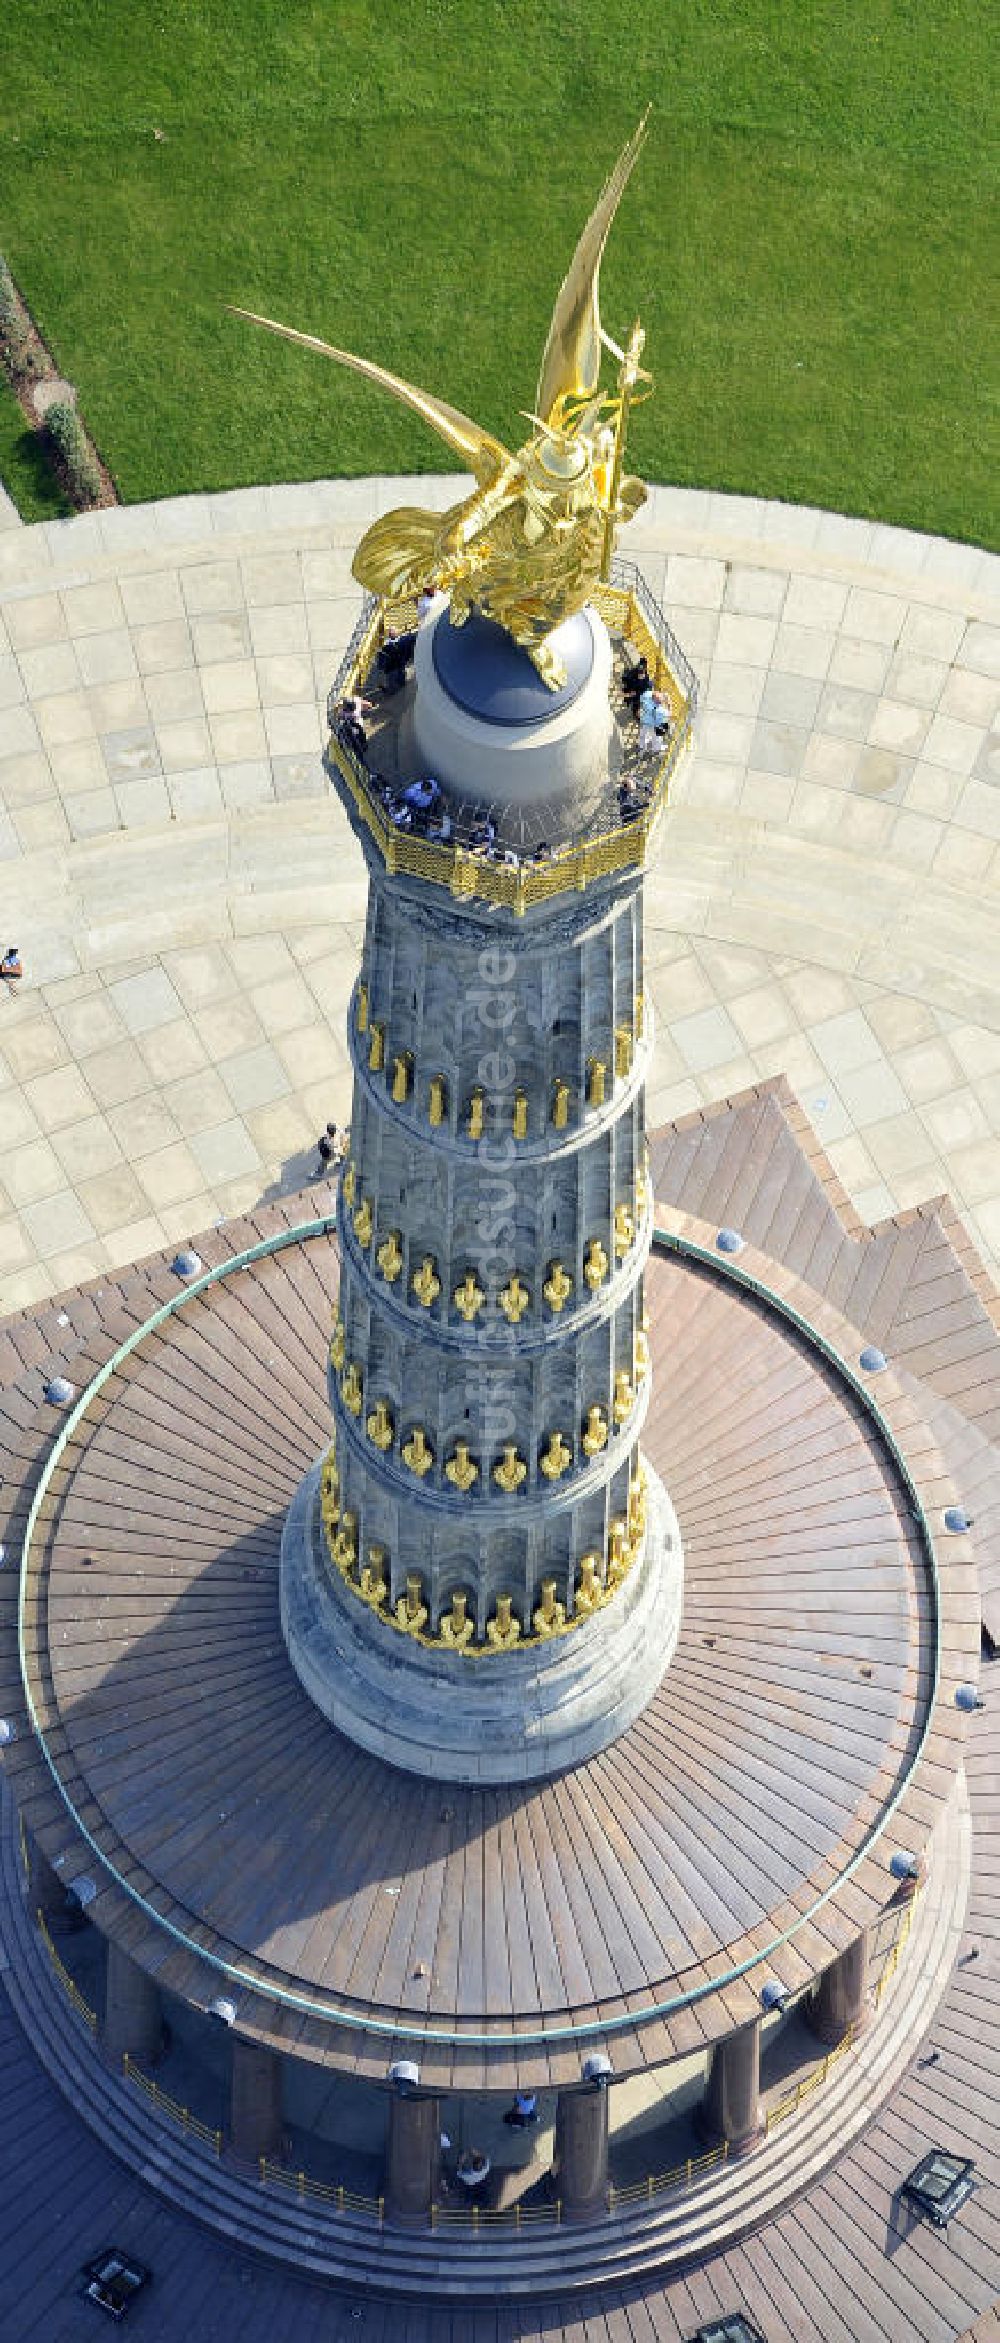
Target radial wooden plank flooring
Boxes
[1,1122,997,2331]
[28,1225,940,2061]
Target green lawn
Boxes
[0,1,995,543]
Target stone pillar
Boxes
[385,2088,440,2225]
[702,2019,762,2155]
[554,2082,609,2219]
[102,1939,162,2064]
[809,1930,871,2045]
[27,1832,67,1920]
[229,2037,283,2162]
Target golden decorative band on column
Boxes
[341,1217,645,1336]
[355,997,649,1140]
[320,1463,649,1651]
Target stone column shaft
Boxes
[102,1939,162,2064]
[809,1929,871,2044]
[702,2019,761,2154]
[27,1832,67,1920]
[230,2036,283,2162]
[554,2083,609,2219]
[385,2090,440,2224]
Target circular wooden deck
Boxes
[17,1209,967,2085]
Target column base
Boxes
[806,1997,874,2049]
[695,2110,763,2161]
[806,1931,873,2046]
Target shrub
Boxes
[45,398,101,503]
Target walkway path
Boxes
[0,480,998,1315]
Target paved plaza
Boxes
[0,477,997,1310]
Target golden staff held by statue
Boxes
[231,115,652,689]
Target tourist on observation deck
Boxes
[638,685,670,757]
[622,652,650,719]
[455,2147,491,2194]
[378,626,417,692]
[403,776,440,814]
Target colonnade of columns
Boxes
[98,1931,285,2157]
[28,1835,875,2221]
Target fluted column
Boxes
[281,607,685,1781]
[333,872,651,1632]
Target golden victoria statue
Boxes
[231,117,651,688]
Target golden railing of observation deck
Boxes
[325,559,698,917]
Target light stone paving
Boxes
[0,477,998,1310]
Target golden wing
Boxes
[534,112,649,427]
[228,308,510,487]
